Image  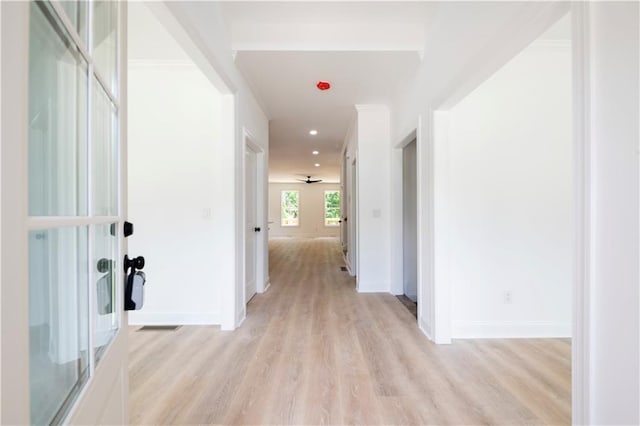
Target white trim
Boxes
[219,94,237,331]
[127,59,198,70]
[128,312,220,326]
[452,321,572,339]
[571,3,591,424]
[1,2,30,423]
[419,317,433,341]
[391,127,418,297]
[243,130,265,309]
[27,216,121,230]
[415,116,426,330]
[356,281,389,293]
[431,110,452,344]
[269,233,338,239]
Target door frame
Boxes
[240,129,266,321]
[391,129,418,296]
[350,155,358,280]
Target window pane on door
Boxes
[92,223,119,363]
[29,226,89,425]
[92,81,118,216]
[93,0,118,94]
[28,1,88,217]
[59,1,87,43]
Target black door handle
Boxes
[254,227,261,232]
[124,255,145,274]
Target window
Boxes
[324,190,341,226]
[281,191,300,226]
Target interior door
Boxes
[403,139,418,301]
[245,148,257,303]
[19,1,128,424]
[350,158,358,278]
[341,151,349,255]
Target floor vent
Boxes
[340,266,348,272]
[137,325,181,332]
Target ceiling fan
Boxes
[298,175,323,184]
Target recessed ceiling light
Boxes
[314,163,320,167]
[309,130,318,136]
[312,150,319,155]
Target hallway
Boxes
[129,238,570,425]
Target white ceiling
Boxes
[166,1,570,184]
[222,2,434,183]
[236,51,421,183]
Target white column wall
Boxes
[355,105,392,293]
[586,3,639,423]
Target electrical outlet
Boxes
[503,291,513,304]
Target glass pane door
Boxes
[27,1,121,424]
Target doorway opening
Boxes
[400,138,418,318]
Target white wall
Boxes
[268,183,340,238]
[388,4,571,341]
[152,2,270,329]
[585,3,639,423]
[128,61,223,325]
[346,105,392,293]
[447,41,572,338]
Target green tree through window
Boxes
[281,190,299,226]
[324,190,340,226]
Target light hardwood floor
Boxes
[129,237,571,425]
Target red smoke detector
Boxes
[316,81,331,91]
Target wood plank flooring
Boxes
[129,237,571,425]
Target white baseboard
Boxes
[452,320,571,338]
[260,280,271,293]
[356,281,390,293]
[269,234,340,239]
[128,311,220,326]
[236,313,246,328]
[419,317,433,341]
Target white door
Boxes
[403,139,418,301]
[341,152,349,255]
[1,1,129,424]
[350,158,358,278]
[245,148,257,303]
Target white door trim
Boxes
[238,129,266,325]
[1,2,30,422]
[391,128,418,297]
[570,3,591,424]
